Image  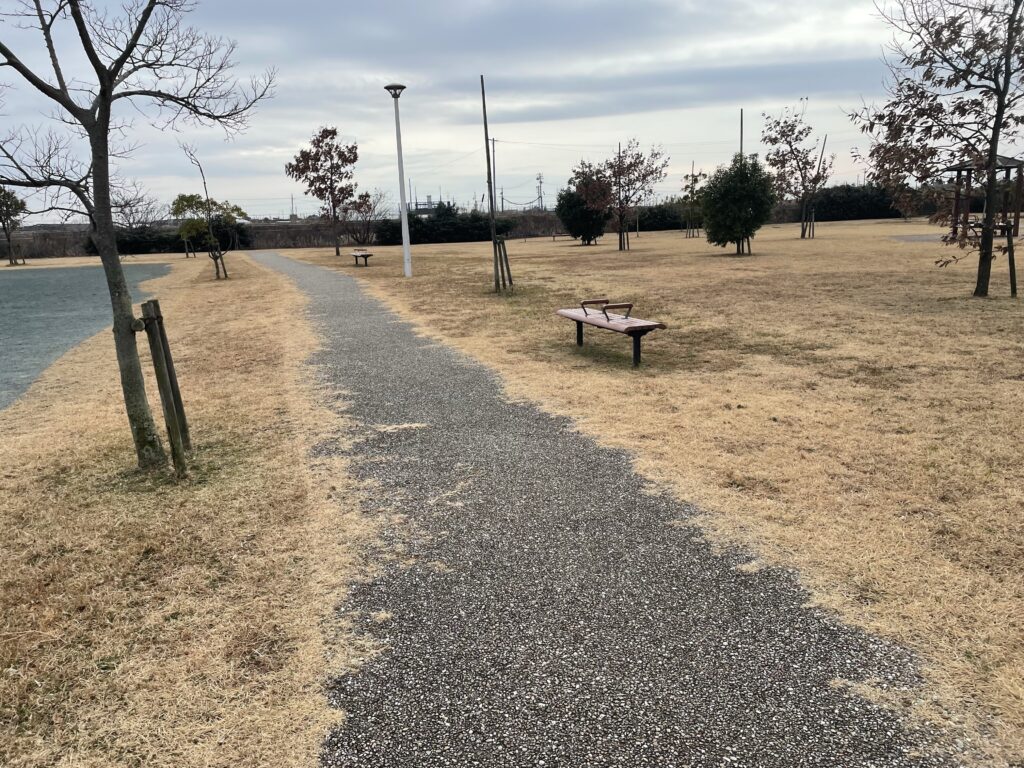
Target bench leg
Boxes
[576,321,584,347]
[632,334,642,367]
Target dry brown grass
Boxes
[0,253,374,767]
[286,219,1024,765]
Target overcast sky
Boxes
[1,0,895,220]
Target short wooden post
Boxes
[952,170,962,237]
[1008,230,1018,298]
[500,239,514,288]
[963,169,973,235]
[150,299,192,452]
[1015,167,1023,237]
[496,237,508,290]
[142,300,188,477]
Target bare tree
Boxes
[852,0,1024,297]
[346,189,389,245]
[0,1,273,468]
[0,186,28,265]
[604,139,669,251]
[285,127,359,256]
[763,100,834,239]
[181,143,236,278]
[113,183,163,233]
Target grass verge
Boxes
[0,253,372,767]
[287,220,1024,765]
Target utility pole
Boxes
[740,108,744,159]
[536,173,545,210]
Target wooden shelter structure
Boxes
[946,155,1024,238]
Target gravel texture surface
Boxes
[255,252,954,768]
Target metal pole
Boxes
[392,96,413,278]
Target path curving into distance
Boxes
[254,252,954,768]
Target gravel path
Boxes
[255,252,954,768]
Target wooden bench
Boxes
[352,249,373,266]
[556,298,666,367]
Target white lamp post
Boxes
[386,83,412,278]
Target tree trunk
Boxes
[3,229,13,266]
[332,206,341,257]
[976,3,1020,296]
[975,164,1000,298]
[89,123,167,469]
[800,197,809,239]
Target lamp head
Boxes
[385,83,407,99]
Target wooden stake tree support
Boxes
[140,299,191,477]
[481,75,513,293]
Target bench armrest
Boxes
[602,302,633,319]
[580,298,609,316]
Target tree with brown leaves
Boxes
[285,127,359,257]
[0,0,274,469]
[852,0,1024,297]
[763,100,834,239]
[604,140,669,251]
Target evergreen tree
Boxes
[555,188,609,245]
[703,154,775,255]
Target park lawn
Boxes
[0,254,374,767]
[287,219,1024,765]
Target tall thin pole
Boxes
[391,95,412,278]
[618,142,625,251]
[740,108,744,159]
[481,75,500,293]
[492,138,499,211]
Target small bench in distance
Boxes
[352,249,373,266]
[556,298,666,368]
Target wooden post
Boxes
[141,300,188,478]
[1015,167,1023,237]
[150,299,191,452]
[618,142,625,252]
[480,75,500,293]
[499,238,513,288]
[1009,229,1018,298]
[496,236,508,290]
[963,169,973,236]
[952,170,962,237]
[1004,167,1012,228]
